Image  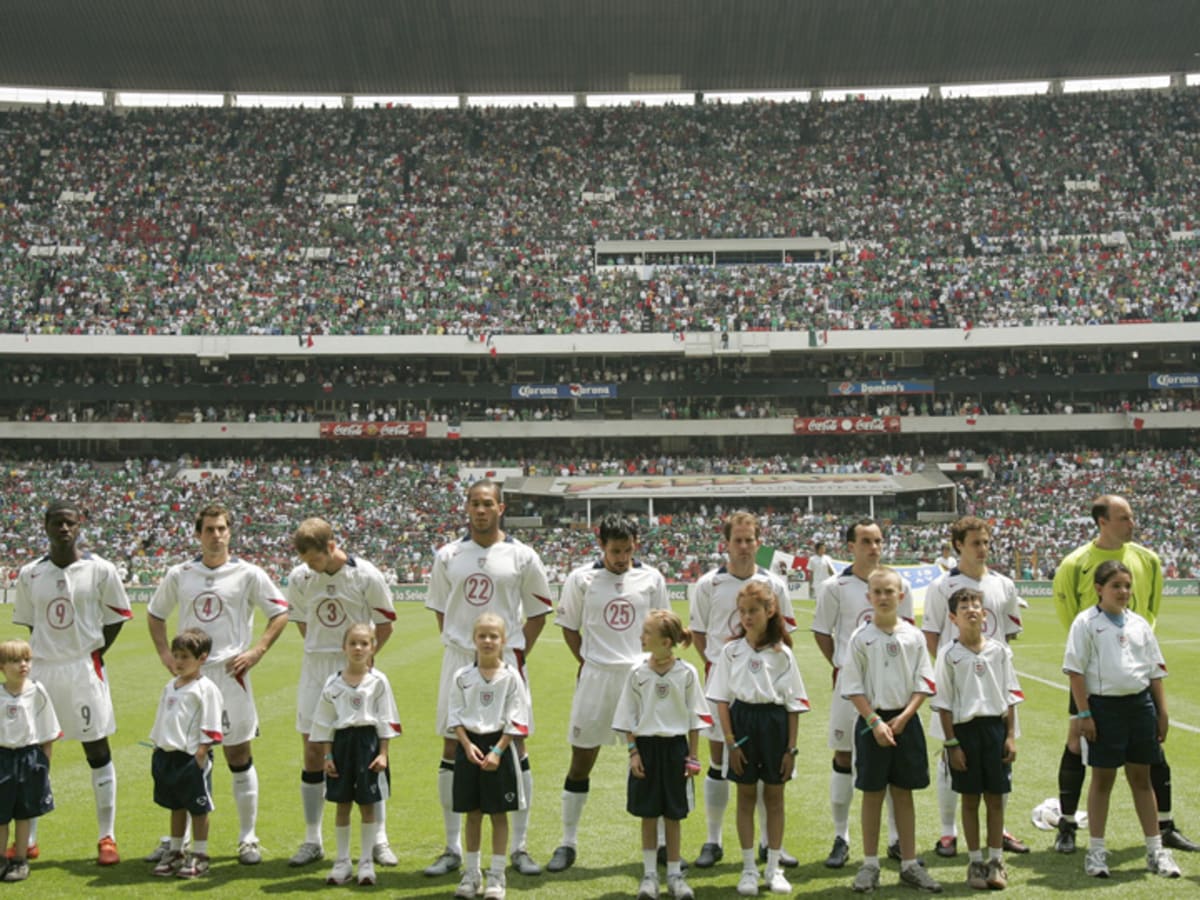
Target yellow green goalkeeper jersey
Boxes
[1053,539,1163,631]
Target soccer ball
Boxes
[1031,798,1088,831]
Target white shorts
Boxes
[33,654,116,742]
[204,661,259,746]
[436,644,533,738]
[828,671,857,753]
[296,653,341,734]
[567,662,634,748]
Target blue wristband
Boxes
[1075,710,1092,719]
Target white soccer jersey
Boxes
[446,662,530,737]
[705,637,810,713]
[841,620,936,711]
[287,554,397,655]
[809,553,837,587]
[1063,606,1166,697]
[923,568,1023,649]
[149,675,224,755]
[427,536,553,653]
[556,560,669,667]
[812,567,916,670]
[13,553,133,662]
[689,566,797,665]
[309,668,403,743]
[0,681,62,749]
[612,658,713,737]
[148,556,288,665]
[930,639,1024,724]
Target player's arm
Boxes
[148,613,175,674]
[923,630,939,659]
[1150,676,1168,744]
[230,609,289,677]
[101,621,125,656]
[562,627,584,666]
[373,621,394,653]
[691,630,708,663]
[1067,671,1095,740]
[522,611,547,655]
[370,737,389,772]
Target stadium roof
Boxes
[3,0,1197,97]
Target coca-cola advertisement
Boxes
[318,421,428,439]
[792,417,902,435]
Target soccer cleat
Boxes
[852,863,880,893]
[637,872,660,900]
[6,843,38,861]
[1001,831,1029,854]
[695,842,723,868]
[825,836,850,869]
[935,835,957,858]
[546,845,576,872]
[357,858,377,886]
[509,849,541,876]
[427,848,464,877]
[899,863,943,892]
[238,839,263,865]
[985,858,1008,889]
[143,838,171,863]
[327,858,354,885]
[1084,847,1109,877]
[656,845,688,870]
[758,844,798,868]
[966,860,989,890]
[97,836,120,866]
[372,840,398,866]
[177,852,210,879]
[288,841,324,866]
[667,873,694,900]
[1054,819,1078,854]
[2,861,29,882]
[737,868,759,896]
[483,869,507,900]
[1162,820,1200,852]
[765,868,791,894]
[153,849,186,877]
[454,868,482,899]
[1148,847,1182,878]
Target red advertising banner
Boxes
[792,416,902,435]
[319,421,428,439]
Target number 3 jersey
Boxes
[286,555,397,656]
[14,552,133,661]
[556,560,670,667]
[148,556,287,665]
[426,535,553,654]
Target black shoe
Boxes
[546,845,576,873]
[1002,831,1030,854]
[1162,821,1200,852]
[889,842,925,867]
[934,836,957,858]
[1054,819,1078,854]
[694,842,723,868]
[756,844,798,867]
[824,836,850,869]
[656,846,688,870]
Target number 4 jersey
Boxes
[14,552,133,661]
[556,560,670,666]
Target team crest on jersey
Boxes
[327,585,337,595]
[974,660,986,676]
[886,641,899,657]
[205,576,215,587]
[749,657,763,674]
[656,683,670,699]
[56,578,67,591]
[167,696,178,709]
[478,557,489,571]
[6,704,18,719]
[480,690,495,707]
[351,695,363,710]
[1118,633,1127,647]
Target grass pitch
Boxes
[4,595,1199,897]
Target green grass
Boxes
[4,596,1200,897]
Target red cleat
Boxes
[6,843,38,860]
[97,836,120,866]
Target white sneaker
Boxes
[737,868,760,896]
[667,873,694,899]
[455,869,483,899]
[373,840,398,866]
[483,870,506,900]
[766,868,791,894]
[1084,847,1109,878]
[326,858,354,885]
[357,858,376,885]
[637,872,659,899]
[1148,847,1182,878]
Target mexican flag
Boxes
[756,546,809,575]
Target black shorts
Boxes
[326,726,391,805]
[947,716,1011,796]
[0,746,54,824]
[453,730,519,815]
[855,709,930,792]
[1086,691,1163,769]
[728,702,790,786]
[627,735,692,820]
[152,748,214,816]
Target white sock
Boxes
[489,854,505,876]
[360,821,379,863]
[643,848,657,876]
[657,817,666,847]
[756,783,768,848]
[374,799,389,846]
[302,779,325,844]
[192,839,208,857]
[562,789,587,846]
[465,850,481,874]
[705,776,730,845]
[232,763,259,843]
[831,769,853,842]
[510,765,533,852]
[937,758,958,837]
[439,763,462,855]
[27,819,38,846]
[885,787,899,846]
[91,762,117,841]
[335,824,351,862]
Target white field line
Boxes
[1016,668,1200,735]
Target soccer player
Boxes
[545,514,670,873]
[922,516,1028,858]
[285,517,398,869]
[1051,494,1197,854]
[809,542,836,588]
[147,502,290,865]
[688,510,798,870]
[13,500,132,865]
[811,518,914,869]
[424,479,553,879]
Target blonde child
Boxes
[706,581,809,896]
[612,608,711,900]
[448,613,531,900]
[309,623,402,886]
[1063,560,1181,879]
[0,639,59,883]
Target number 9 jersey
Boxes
[14,552,133,661]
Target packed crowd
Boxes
[1,448,1195,586]
[2,88,1199,336]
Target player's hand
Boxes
[1078,717,1097,743]
[728,745,747,776]
[159,651,177,675]
[684,756,702,779]
[194,751,208,769]
[947,746,968,772]
[1157,710,1169,744]
[465,744,486,767]
[324,759,339,778]
[887,712,909,736]
[872,721,897,748]
[368,753,387,773]
[228,646,264,677]
[629,751,646,779]
[778,753,796,782]
[1001,739,1016,765]
[481,750,501,772]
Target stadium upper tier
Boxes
[2,89,1199,336]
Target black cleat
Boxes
[1054,819,1078,854]
[1162,821,1200,853]
[824,836,850,869]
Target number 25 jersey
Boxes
[556,560,669,667]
